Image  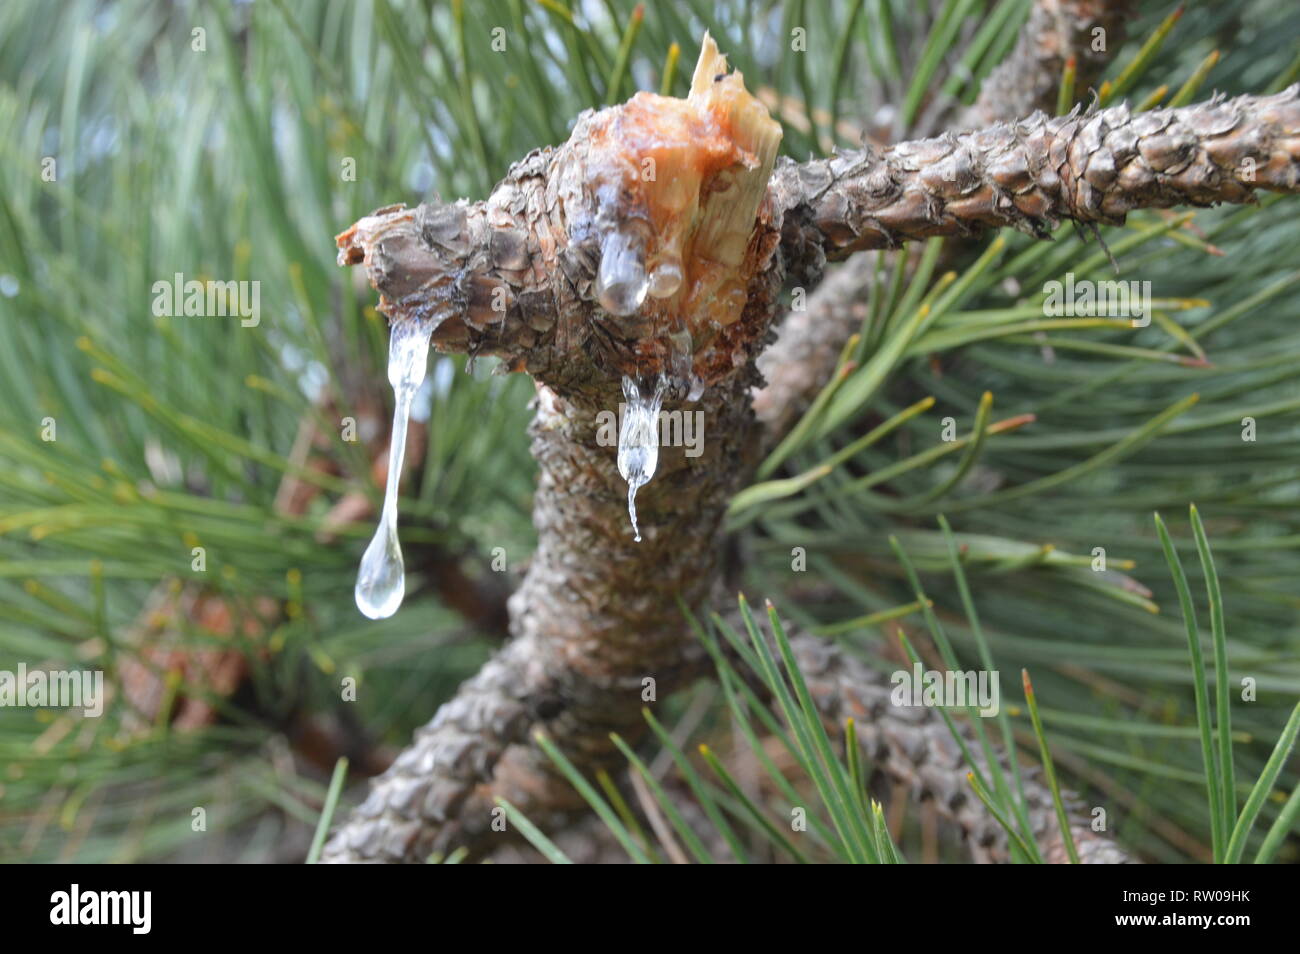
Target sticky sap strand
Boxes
[355,320,433,619]
[617,376,666,542]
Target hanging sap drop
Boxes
[596,228,649,316]
[617,375,665,542]
[355,319,433,619]
[355,517,404,619]
[647,256,684,299]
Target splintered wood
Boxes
[581,34,783,332]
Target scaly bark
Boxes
[324,378,759,861]
[772,86,1300,281]
[322,30,1300,861]
[334,86,1300,394]
[488,626,1135,864]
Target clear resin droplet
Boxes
[617,375,665,543]
[647,257,684,298]
[355,320,433,619]
[596,229,649,316]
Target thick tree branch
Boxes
[325,40,779,861]
[773,86,1300,282]
[338,86,1298,415]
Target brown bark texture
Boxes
[773,86,1300,278]
[320,27,1300,862]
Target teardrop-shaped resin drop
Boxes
[647,256,684,299]
[355,319,433,619]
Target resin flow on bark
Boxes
[577,34,782,344]
[353,319,432,619]
[336,35,785,572]
[561,35,780,538]
[568,35,782,536]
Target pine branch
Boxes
[323,30,1298,861]
[774,85,1300,280]
[338,86,1299,398]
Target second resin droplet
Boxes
[617,376,665,543]
[355,319,433,619]
[647,257,683,299]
